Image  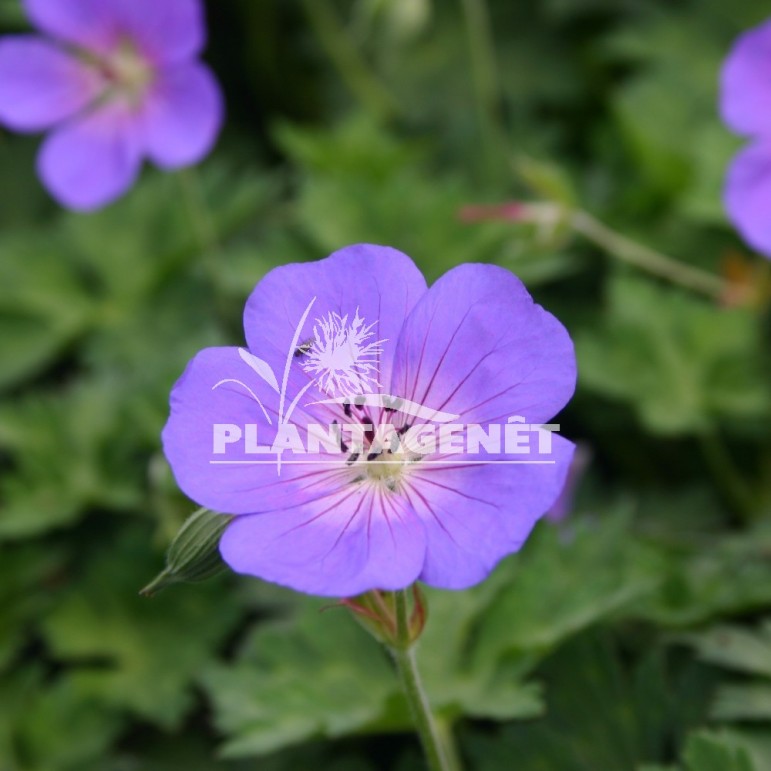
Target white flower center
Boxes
[347,440,421,494]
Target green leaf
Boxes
[203,514,666,759]
[464,633,715,771]
[202,600,398,757]
[0,545,64,671]
[0,233,94,391]
[576,275,769,435]
[712,684,771,722]
[41,528,242,729]
[274,115,580,286]
[472,513,661,663]
[684,619,771,679]
[606,8,742,223]
[0,668,123,771]
[683,732,755,771]
[203,574,543,758]
[640,528,771,627]
[0,378,143,539]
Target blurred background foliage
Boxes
[1,0,771,768]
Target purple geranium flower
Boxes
[720,18,771,258]
[162,245,577,597]
[0,0,223,210]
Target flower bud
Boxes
[342,585,428,649]
[140,508,233,596]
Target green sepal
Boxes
[140,508,233,597]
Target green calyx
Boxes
[140,508,233,597]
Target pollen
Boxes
[349,450,416,493]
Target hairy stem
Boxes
[392,590,457,771]
[571,210,728,299]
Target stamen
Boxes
[346,452,360,466]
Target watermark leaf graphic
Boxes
[238,348,280,393]
[212,379,273,425]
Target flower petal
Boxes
[24,0,205,62]
[220,489,427,597]
[37,100,142,210]
[0,36,101,132]
[391,264,576,427]
[724,141,771,259]
[23,0,121,53]
[162,346,351,515]
[112,0,206,64]
[141,62,223,168]
[720,19,771,137]
[243,244,429,398]
[411,433,575,589]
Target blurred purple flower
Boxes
[720,18,771,258]
[0,0,223,210]
[162,245,577,597]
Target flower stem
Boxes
[460,0,508,181]
[392,590,456,771]
[570,210,728,300]
[698,430,756,522]
[301,0,400,120]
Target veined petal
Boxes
[162,346,353,515]
[391,264,576,427]
[724,141,771,259]
[141,62,223,168]
[411,433,575,589]
[0,36,101,132]
[720,18,771,138]
[220,488,427,597]
[243,244,429,401]
[37,99,142,210]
